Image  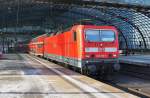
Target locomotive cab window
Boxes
[85,30,100,42]
[101,30,115,42]
[73,32,77,41]
[85,29,115,42]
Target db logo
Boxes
[98,48,104,52]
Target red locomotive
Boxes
[28,24,120,76]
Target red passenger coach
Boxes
[28,34,46,56]
[29,24,120,76]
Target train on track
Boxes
[28,24,120,77]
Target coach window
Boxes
[73,32,77,41]
[38,44,43,48]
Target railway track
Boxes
[120,63,150,80]
[106,74,150,98]
[103,63,150,98]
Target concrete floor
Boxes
[0,54,139,98]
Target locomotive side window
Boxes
[85,30,100,42]
[73,32,77,41]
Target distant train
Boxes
[28,24,120,76]
[0,51,2,58]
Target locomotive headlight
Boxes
[113,54,117,57]
[105,48,117,52]
[85,47,98,52]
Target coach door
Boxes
[72,31,77,66]
[64,32,68,64]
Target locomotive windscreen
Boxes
[85,30,115,42]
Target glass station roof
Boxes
[84,0,150,6]
[116,0,150,6]
[0,0,150,52]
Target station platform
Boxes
[119,55,150,67]
[0,54,138,98]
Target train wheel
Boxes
[81,65,91,76]
[81,66,86,75]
